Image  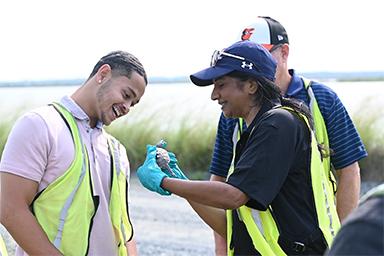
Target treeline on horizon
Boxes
[0,71,384,87]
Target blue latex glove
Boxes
[137,145,171,195]
[168,151,188,180]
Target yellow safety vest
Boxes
[0,234,7,256]
[31,102,132,256]
[302,78,337,198]
[227,107,340,255]
[226,118,244,181]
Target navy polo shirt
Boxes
[227,99,322,255]
[209,70,367,177]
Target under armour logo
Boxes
[241,61,253,69]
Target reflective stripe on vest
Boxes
[302,78,337,196]
[107,136,133,256]
[289,107,340,245]
[31,102,132,256]
[227,118,244,181]
[0,235,7,256]
[227,107,340,255]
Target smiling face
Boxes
[95,71,146,126]
[211,76,255,119]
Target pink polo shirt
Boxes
[0,96,132,256]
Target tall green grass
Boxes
[0,107,25,158]
[0,120,13,157]
[1,98,383,181]
[106,103,217,179]
[352,97,384,182]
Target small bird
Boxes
[155,140,176,177]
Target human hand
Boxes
[155,147,176,177]
[168,151,188,180]
[155,140,186,179]
[137,145,171,195]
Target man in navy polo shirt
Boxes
[209,16,367,255]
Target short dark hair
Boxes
[88,50,148,84]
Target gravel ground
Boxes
[127,177,214,255]
[1,179,381,256]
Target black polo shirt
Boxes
[227,99,324,255]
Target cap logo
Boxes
[241,28,255,40]
[277,35,284,41]
[241,61,253,70]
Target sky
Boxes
[0,0,383,81]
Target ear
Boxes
[95,64,112,84]
[281,44,289,60]
[247,80,259,95]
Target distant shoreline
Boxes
[0,71,383,88]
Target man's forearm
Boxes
[188,199,227,238]
[1,207,62,255]
[0,173,62,255]
[336,162,361,222]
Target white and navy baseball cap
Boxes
[190,40,277,86]
[240,16,289,51]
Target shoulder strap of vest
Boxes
[104,132,122,177]
[301,77,317,112]
[301,76,312,89]
[50,103,72,132]
[237,118,244,136]
[302,78,337,196]
[247,105,285,138]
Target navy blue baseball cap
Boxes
[190,40,277,86]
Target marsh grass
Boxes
[352,97,384,182]
[0,120,13,157]
[106,102,217,178]
[0,106,26,158]
[1,97,383,181]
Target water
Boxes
[0,83,222,125]
[0,81,383,115]
[322,81,384,114]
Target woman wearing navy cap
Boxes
[137,41,340,255]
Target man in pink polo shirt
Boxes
[0,51,147,255]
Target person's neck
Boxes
[276,69,292,96]
[244,105,261,127]
[71,83,98,128]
